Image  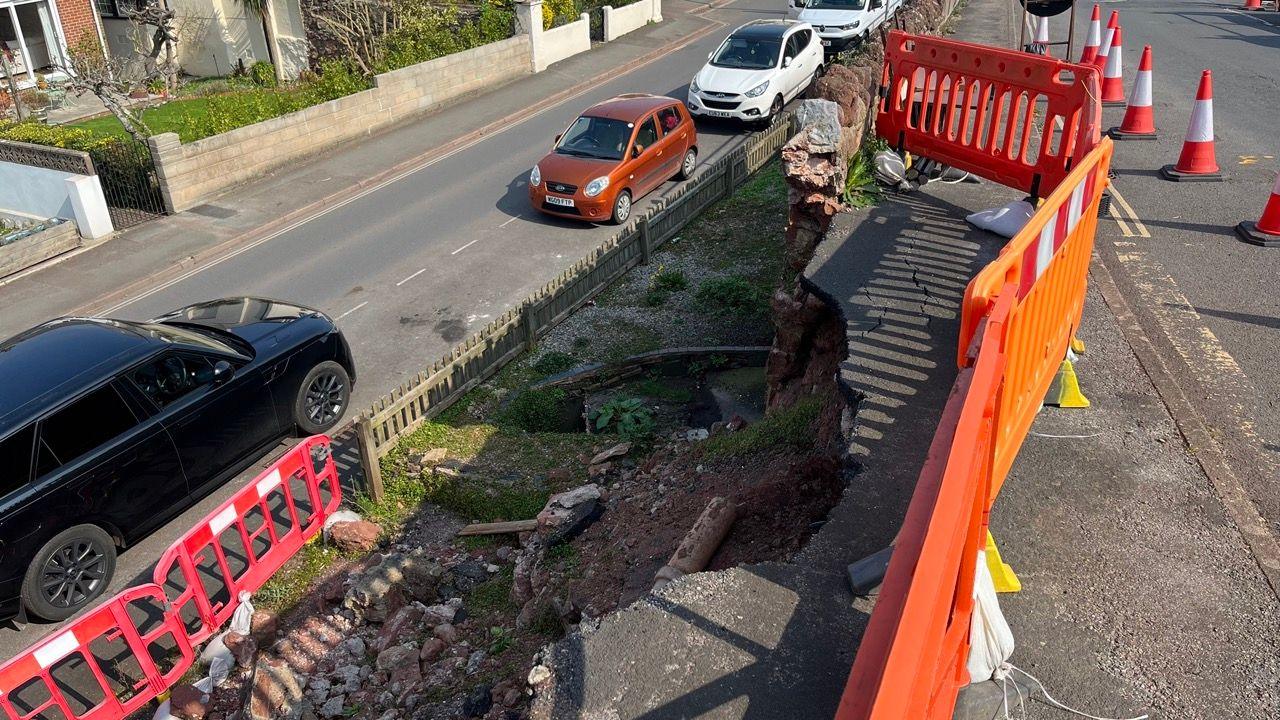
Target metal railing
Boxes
[353,112,798,498]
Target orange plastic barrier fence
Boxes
[959,139,1112,500]
[877,30,1102,198]
[154,434,341,647]
[0,436,339,720]
[836,295,1012,720]
[0,586,195,720]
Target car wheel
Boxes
[611,190,633,225]
[676,148,697,180]
[763,95,785,128]
[294,360,351,434]
[22,524,117,622]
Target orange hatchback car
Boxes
[529,94,698,225]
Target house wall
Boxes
[53,0,98,48]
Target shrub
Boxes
[696,276,769,318]
[543,0,577,28]
[500,387,570,432]
[0,120,117,153]
[249,61,278,87]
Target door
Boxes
[655,105,687,179]
[35,382,187,543]
[628,114,667,196]
[127,351,278,498]
[781,32,811,98]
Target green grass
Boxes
[255,539,362,613]
[468,565,517,618]
[700,397,824,461]
[71,97,218,141]
[631,376,694,403]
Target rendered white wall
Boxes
[0,161,114,240]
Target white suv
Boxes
[791,0,898,55]
[687,20,825,126]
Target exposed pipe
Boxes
[652,497,738,593]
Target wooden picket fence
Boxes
[353,113,798,499]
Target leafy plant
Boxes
[248,60,278,88]
[590,398,655,442]
[532,351,579,377]
[843,144,882,209]
[695,276,769,318]
[488,626,514,654]
[643,265,688,306]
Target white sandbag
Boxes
[323,509,363,539]
[229,591,254,635]
[199,631,232,669]
[966,200,1035,239]
[966,548,1015,683]
[152,700,180,720]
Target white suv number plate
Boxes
[546,196,575,207]
[707,110,733,118]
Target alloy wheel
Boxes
[306,371,346,426]
[41,540,107,609]
[682,151,697,178]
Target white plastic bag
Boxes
[966,200,1035,239]
[229,591,254,635]
[966,549,1015,683]
[152,700,180,720]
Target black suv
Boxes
[0,297,356,622]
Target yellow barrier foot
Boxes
[1070,335,1087,355]
[986,531,1021,593]
[1044,359,1091,408]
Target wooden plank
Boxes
[354,416,385,503]
[457,519,539,536]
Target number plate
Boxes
[545,195,575,207]
[821,39,832,46]
[706,110,734,118]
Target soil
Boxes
[563,428,845,618]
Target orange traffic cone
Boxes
[1161,70,1223,182]
[1101,26,1126,105]
[1236,172,1280,247]
[1109,46,1156,140]
[1092,11,1119,71]
[1080,5,1102,64]
[1034,16,1051,56]
[1243,0,1263,10]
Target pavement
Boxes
[0,0,778,661]
[534,0,1280,717]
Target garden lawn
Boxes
[71,98,214,141]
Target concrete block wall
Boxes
[603,0,662,42]
[149,35,533,212]
[0,220,80,280]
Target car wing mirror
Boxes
[212,360,234,385]
[554,133,562,144]
[783,56,793,67]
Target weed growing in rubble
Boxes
[843,143,883,209]
[590,397,656,443]
[696,275,770,319]
[643,265,690,307]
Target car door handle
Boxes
[656,150,663,156]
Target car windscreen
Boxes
[710,36,782,70]
[808,0,867,9]
[135,322,247,357]
[556,116,633,161]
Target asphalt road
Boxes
[0,0,793,663]
[1057,3,1280,539]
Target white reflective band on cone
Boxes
[1131,71,1152,106]
[1186,99,1214,142]
[1104,44,1123,78]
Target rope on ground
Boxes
[998,662,1150,720]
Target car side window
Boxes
[38,385,139,476]
[0,426,35,499]
[130,354,218,409]
[657,106,681,135]
[784,34,800,63]
[795,29,812,49]
[634,117,659,153]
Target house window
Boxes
[1,0,69,81]
[96,0,143,18]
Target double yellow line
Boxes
[1107,182,1151,238]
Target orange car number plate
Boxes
[546,196,575,207]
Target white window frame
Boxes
[1,0,72,85]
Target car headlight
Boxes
[584,176,610,198]
[530,164,541,187]
[843,20,860,29]
[745,80,770,98]
[690,78,701,94]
